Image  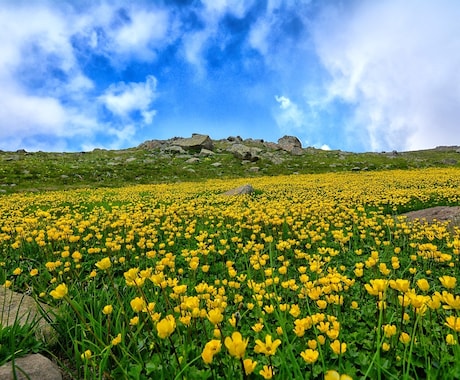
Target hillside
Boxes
[1,134,459,193]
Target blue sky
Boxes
[1,0,459,152]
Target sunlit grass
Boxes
[1,168,460,379]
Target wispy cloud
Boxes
[312,0,460,151]
[274,95,305,131]
[99,76,158,123]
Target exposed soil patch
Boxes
[401,206,460,231]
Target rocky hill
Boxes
[1,133,459,193]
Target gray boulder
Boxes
[227,136,243,143]
[0,354,62,380]
[138,140,165,150]
[228,144,261,162]
[175,134,213,152]
[164,145,186,154]
[223,184,254,196]
[199,148,215,156]
[278,136,303,155]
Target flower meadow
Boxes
[1,168,460,379]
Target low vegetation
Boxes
[1,167,460,379]
[0,141,459,193]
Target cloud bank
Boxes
[0,0,458,152]
[312,0,460,151]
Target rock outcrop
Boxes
[228,144,261,162]
[175,134,213,152]
[278,136,303,155]
[0,354,62,380]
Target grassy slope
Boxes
[0,142,459,193]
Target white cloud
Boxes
[112,8,170,61]
[0,2,165,151]
[312,0,460,151]
[274,95,305,131]
[180,0,255,72]
[99,75,157,123]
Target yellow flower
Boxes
[365,279,388,296]
[317,300,328,309]
[50,283,68,300]
[259,365,274,379]
[201,340,221,364]
[102,305,113,315]
[3,280,12,288]
[317,335,326,345]
[29,268,39,276]
[264,304,275,314]
[12,267,22,276]
[399,332,411,344]
[439,276,456,289]
[252,322,264,332]
[130,297,145,312]
[330,340,347,355]
[416,278,430,292]
[325,370,353,380]
[254,335,281,356]
[80,350,92,360]
[324,370,340,380]
[129,316,139,326]
[351,301,359,309]
[95,257,111,270]
[389,279,409,293]
[300,348,319,364]
[383,324,397,338]
[207,308,224,325]
[445,316,460,332]
[243,358,257,375]
[156,315,176,339]
[111,333,122,346]
[224,331,249,359]
[443,293,460,310]
[446,334,457,345]
[382,342,391,351]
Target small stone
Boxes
[223,184,254,196]
[199,149,214,156]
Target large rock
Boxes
[0,288,57,344]
[175,134,213,152]
[227,144,261,162]
[223,184,254,196]
[278,136,303,155]
[0,354,62,380]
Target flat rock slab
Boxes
[0,354,62,380]
[0,288,57,344]
[401,206,460,223]
[401,206,460,233]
